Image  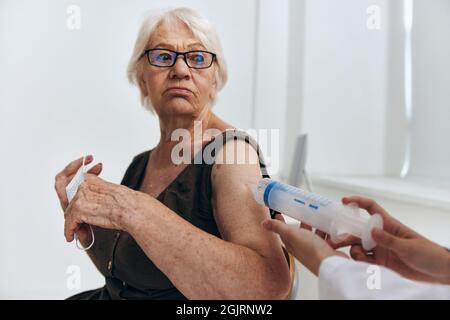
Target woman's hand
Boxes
[336,196,450,284]
[54,155,103,243]
[63,173,149,243]
[262,215,348,276]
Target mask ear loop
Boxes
[75,156,95,251]
[75,225,95,251]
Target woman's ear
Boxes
[209,71,218,101]
[212,68,218,89]
[137,70,148,96]
[209,86,217,102]
[139,78,148,96]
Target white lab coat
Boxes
[318,256,450,299]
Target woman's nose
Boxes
[169,56,191,80]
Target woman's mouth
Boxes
[164,87,193,96]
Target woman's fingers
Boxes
[350,245,376,263]
[300,222,312,231]
[263,219,317,252]
[64,215,84,242]
[55,155,95,210]
[342,196,379,214]
[300,223,329,240]
[342,196,389,219]
[262,219,301,246]
[328,234,361,249]
[264,219,346,276]
[62,155,93,177]
[273,211,286,222]
[64,193,97,241]
[315,229,327,240]
[84,174,117,196]
[54,177,69,209]
[87,162,103,176]
[64,201,79,242]
[262,218,288,234]
[371,227,409,254]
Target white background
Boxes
[1,0,449,299]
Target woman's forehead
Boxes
[148,22,205,50]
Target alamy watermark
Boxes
[66,5,81,30]
[66,265,81,290]
[366,264,382,290]
[366,5,381,30]
[169,123,280,175]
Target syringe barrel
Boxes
[254,179,338,235]
[253,179,383,250]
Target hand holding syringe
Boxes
[253,179,383,250]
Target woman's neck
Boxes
[153,109,217,166]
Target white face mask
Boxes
[65,159,87,203]
[65,156,95,251]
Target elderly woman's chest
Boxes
[139,163,189,198]
[89,162,220,289]
[139,164,213,222]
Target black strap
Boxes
[205,129,279,219]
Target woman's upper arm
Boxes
[211,139,283,258]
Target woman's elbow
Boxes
[250,260,291,300]
[264,268,291,299]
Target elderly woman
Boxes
[54,8,290,300]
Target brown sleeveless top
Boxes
[67,130,275,300]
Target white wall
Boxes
[0,0,290,299]
[409,0,450,182]
[282,0,306,181]
[299,0,389,176]
[252,0,290,178]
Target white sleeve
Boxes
[318,256,450,300]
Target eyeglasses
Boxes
[140,48,216,69]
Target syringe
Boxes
[254,179,383,250]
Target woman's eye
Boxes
[157,53,172,61]
[191,54,205,63]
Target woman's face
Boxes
[139,21,217,119]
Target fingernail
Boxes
[373,227,382,234]
[371,228,381,239]
[261,220,271,229]
[85,155,93,161]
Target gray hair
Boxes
[127,7,228,113]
